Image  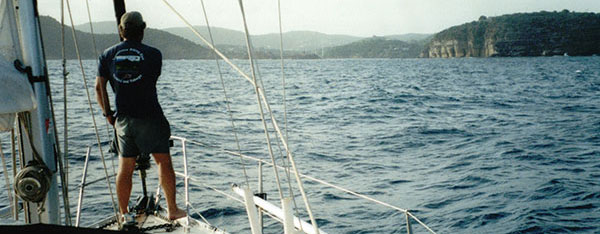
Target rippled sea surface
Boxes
[1,57,599,233]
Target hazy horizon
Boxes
[39,0,600,37]
[63,18,433,37]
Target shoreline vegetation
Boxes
[41,10,599,59]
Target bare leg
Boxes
[152,153,186,220]
[116,157,136,215]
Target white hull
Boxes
[97,209,228,234]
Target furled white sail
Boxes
[0,0,36,131]
[0,0,21,60]
[0,58,35,131]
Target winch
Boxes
[14,162,51,203]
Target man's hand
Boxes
[106,115,116,126]
[96,76,114,126]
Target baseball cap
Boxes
[119,11,146,30]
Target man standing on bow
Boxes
[95,11,186,220]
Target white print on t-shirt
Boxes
[113,48,144,84]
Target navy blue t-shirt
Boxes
[97,41,163,118]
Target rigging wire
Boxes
[250,46,296,200]
[198,0,250,188]
[228,1,321,225]
[159,0,255,86]
[64,0,120,223]
[253,82,321,233]
[159,0,287,201]
[15,113,51,221]
[84,0,117,178]
[247,57,321,232]
[161,0,320,231]
[178,172,287,225]
[277,0,290,146]
[47,54,71,226]
[17,114,45,167]
[60,0,69,201]
[237,0,285,202]
[177,137,437,234]
[246,27,302,231]
[15,114,44,221]
[175,189,211,225]
[241,32,301,231]
[84,0,100,67]
[57,0,72,225]
[17,112,71,223]
[240,10,301,222]
[276,0,303,229]
[241,0,300,215]
[220,148,437,234]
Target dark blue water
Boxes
[1,57,599,233]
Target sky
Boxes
[38,0,600,37]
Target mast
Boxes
[113,0,126,41]
[15,0,60,224]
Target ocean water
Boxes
[1,57,599,233]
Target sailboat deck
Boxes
[100,209,228,234]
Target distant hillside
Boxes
[41,16,319,59]
[255,31,363,51]
[74,21,433,58]
[323,37,423,58]
[422,10,600,58]
[74,20,118,34]
[384,33,432,42]
[163,26,362,51]
[40,16,212,59]
[161,26,246,47]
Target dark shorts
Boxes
[114,115,171,158]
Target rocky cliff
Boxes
[421,11,600,58]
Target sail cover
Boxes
[0,0,36,131]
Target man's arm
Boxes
[95,76,115,125]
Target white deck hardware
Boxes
[232,185,328,234]
[241,187,262,234]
